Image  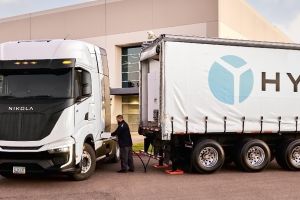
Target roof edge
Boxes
[142,34,300,54]
[0,0,120,23]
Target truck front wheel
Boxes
[235,139,270,172]
[111,143,120,163]
[71,143,96,181]
[192,139,225,173]
[0,172,17,179]
[275,139,300,171]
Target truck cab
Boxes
[0,39,119,180]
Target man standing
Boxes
[111,115,134,173]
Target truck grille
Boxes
[0,112,53,141]
[0,99,73,141]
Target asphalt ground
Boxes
[0,157,300,200]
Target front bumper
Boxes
[0,144,77,174]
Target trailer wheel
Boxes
[275,140,290,170]
[275,139,300,171]
[192,139,225,173]
[71,143,96,181]
[235,139,270,172]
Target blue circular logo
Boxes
[208,55,254,105]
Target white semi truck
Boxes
[0,40,119,180]
[139,34,300,173]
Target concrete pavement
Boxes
[1,158,300,200]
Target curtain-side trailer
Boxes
[139,34,300,173]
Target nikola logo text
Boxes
[208,55,299,105]
[8,106,34,111]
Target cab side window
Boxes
[74,68,92,99]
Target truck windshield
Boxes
[0,68,72,99]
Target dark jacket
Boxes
[111,120,133,147]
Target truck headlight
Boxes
[47,137,75,154]
[48,145,71,154]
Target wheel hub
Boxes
[81,150,92,174]
[198,147,219,168]
[246,146,265,167]
[290,146,300,167]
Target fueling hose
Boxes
[132,145,153,173]
[112,137,154,173]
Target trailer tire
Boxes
[275,140,290,170]
[192,139,225,173]
[71,143,96,181]
[275,139,300,171]
[234,139,270,172]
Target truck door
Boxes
[74,68,96,139]
[147,59,160,121]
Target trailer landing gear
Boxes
[165,169,184,175]
[153,152,169,168]
[153,164,169,169]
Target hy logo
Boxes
[208,55,254,105]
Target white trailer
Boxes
[0,40,119,180]
[139,34,300,173]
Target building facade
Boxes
[0,0,291,130]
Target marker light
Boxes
[30,61,37,65]
[62,60,72,65]
[14,62,21,65]
[23,61,28,65]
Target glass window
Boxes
[122,46,141,88]
[74,68,92,98]
[122,95,139,125]
[0,68,72,99]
